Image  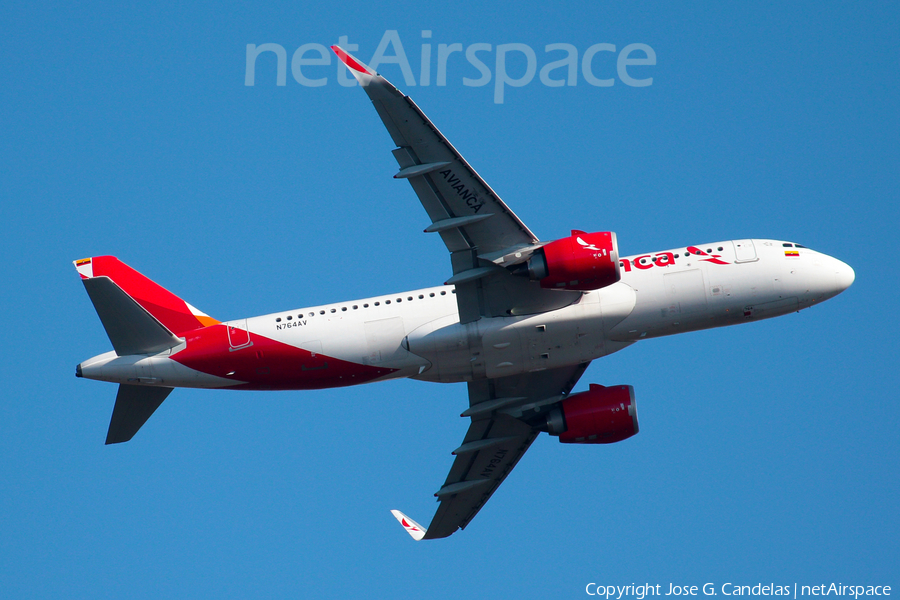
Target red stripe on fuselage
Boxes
[173,324,396,390]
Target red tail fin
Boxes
[74,256,218,336]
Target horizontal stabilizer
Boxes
[83,276,183,356]
[390,510,427,541]
[106,384,173,444]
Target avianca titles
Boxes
[74,46,854,541]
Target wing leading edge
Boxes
[393,363,590,540]
[332,45,593,540]
[332,46,581,323]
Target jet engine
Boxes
[545,384,638,444]
[513,230,620,291]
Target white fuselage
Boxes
[77,239,854,391]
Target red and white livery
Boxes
[74,47,854,540]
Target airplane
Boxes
[73,46,855,540]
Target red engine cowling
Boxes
[526,230,620,291]
[546,384,638,444]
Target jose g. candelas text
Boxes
[585,583,892,599]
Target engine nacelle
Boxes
[518,230,620,291]
[546,384,638,444]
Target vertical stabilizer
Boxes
[75,256,218,336]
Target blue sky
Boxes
[2,2,898,598]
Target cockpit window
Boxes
[795,244,806,248]
[783,243,794,247]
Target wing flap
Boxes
[390,364,590,540]
[423,415,537,539]
[332,45,536,256]
[334,46,584,322]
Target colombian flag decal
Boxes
[785,250,800,257]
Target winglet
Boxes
[331,45,379,86]
[331,46,375,75]
[390,510,427,541]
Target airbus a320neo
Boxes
[74,46,854,540]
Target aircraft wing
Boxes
[393,362,589,540]
[333,46,581,323]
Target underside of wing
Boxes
[333,46,581,323]
[393,363,590,540]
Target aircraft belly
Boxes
[408,301,606,382]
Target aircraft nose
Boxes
[834,259,855,293]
